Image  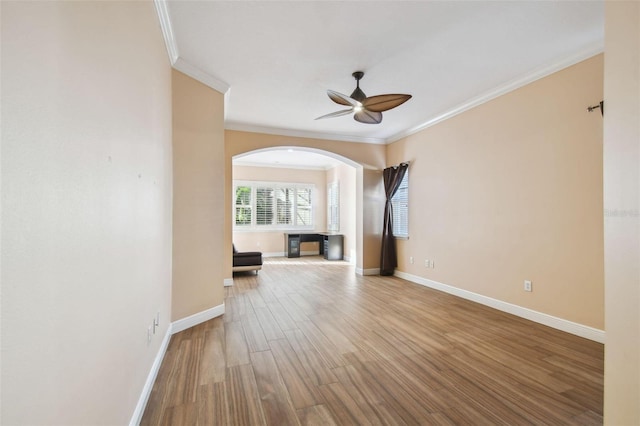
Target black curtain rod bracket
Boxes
[587,100,604,116]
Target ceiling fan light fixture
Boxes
[316,71,412,124]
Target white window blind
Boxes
[327,181,339,232]
[391,171,409,238]
[296,188,312,226]
[256,187,274,225]
[235,185,252,226]
[233,181,314,230]
[275,188,293,225]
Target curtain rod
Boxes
[388,162,409,169]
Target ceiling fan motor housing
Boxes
[350,71,366,102]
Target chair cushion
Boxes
[233,251,263,267]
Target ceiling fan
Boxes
[316,71,412,124]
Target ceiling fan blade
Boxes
[362,94,412,112]
[315,108,354,120]
[354,109,382,124]
[327,90,359,107]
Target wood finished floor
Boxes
[141,256,603,425]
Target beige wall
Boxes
[326,163,357,261]
[225,130,387,271]
[603,2,640,423]
[1,2,172,424]
[387,55,604,329]
[172,70,225,321]
[232,165,328,254]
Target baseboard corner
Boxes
[171,303,225,334]
[356,267,380,276]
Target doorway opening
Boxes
[232,147,360,265]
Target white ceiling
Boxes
[160,0,603,145]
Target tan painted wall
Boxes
[172,70,225,321]
[361,169,385,271]
[225,130,387,271]
[387,55,604,329]
[603,2,640,423]
[232,165,328,254]
[1,2,172,424]
[327,164,357,261]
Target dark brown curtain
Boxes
[380,163,408,276]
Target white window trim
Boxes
[233,180,316,231]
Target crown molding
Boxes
[225,122,387,145]
[386,42,604,144]
[154,1,602,146]
[154,0,178,64]
[154,0,230,94]
[172,58,230,94]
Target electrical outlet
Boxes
[153,312,159,334]
[425,259,430,268]
[524,280,532,292]
[410,256,414,264]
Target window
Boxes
[235,185,252,226]
[256,187,274,225]
[296,187,312,226]
[391,171,409,238]
[234,181,315,230]
[327,181,339,232]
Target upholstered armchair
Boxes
[232,244,263,274]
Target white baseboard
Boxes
[356,267,380,276]
[394,271,605,344]
[130,303,226,424]
[224,278,234,287]
[263,251,285,258]
[171,303,226,334]
[343,255,355,264]
[129,326,172,426]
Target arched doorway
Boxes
[231,146,361,273]
[223,130,387,284]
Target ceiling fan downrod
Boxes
[350,71,366,102]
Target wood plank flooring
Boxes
[141,256,603,425]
